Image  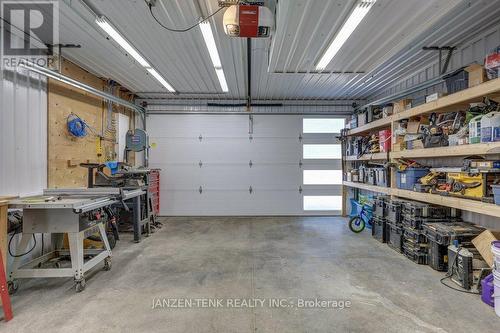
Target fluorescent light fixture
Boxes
[215,68,229,92]
[96,16,176,92]
[200,21,222,68]
[316,0,376,70]
[200,21,229,92]
[147,68,176,92]
[96,16,150,67]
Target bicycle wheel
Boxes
[349,216,365,233]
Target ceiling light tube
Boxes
[147,68,176,92]
[96,16,175,92]
[200,21,222,68]
[96,16,151,67]
[215,68,229,93]
[200,21,228,92]
[316,0,376,71]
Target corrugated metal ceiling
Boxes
[54,0,500,101]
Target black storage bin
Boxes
[428,241,448,271]
[373,195,389,218]
[388,223,404,253]
[372,216,387,243]
[402,201,455,219]
[444,68,469,94]
[423,222,484,245]
[403,227,428,244]
[386,199,405,224]
[403,244,429,265]
[402,216,455,230]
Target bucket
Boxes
[469,115,483,144]
[481,112,500,143]
[482,274,495,307]
[379,129,391,152]
[493,269,500,316]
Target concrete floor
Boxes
[3,216,499,332]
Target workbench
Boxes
[7,188,143,292]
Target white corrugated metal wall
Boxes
[0,67,47,196]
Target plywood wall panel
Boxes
[48,59,135,188]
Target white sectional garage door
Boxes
[148,114,343,216]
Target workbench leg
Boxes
[68,232,84,282]
[133,196,141,243]
[8,233,32,281]
[98,224,112,256]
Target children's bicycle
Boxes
[348,199,373,233]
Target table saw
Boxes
[8,188,143,293]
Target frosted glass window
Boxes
[303,144,341,159]
[303,196,342,211]
[303,170,342,185]
[303,118,345,133]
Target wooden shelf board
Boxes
[393,189,500,219]
[345,152,389,161]
[344,181,500,218]
[390,142,500,159]
[394,78,500,121]
[347,116,392,136]
[343,181,391,194]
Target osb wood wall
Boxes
[48,59,135,188]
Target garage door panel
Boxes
[160,190,302,215]
[249,139,301,162]
[252,115,302,136]
[250,165,300,189]
[149,115,247,137]
[198,166,252,188]
[156,165,200,189]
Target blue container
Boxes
[492,185,500,205]
[396,168,430,190]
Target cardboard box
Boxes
[393,99,412,113]
[407,120,421,134]
[465,64,487,87]
[392,136,405,152]
[472,230,500,267]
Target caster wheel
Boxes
[75,279,86,293]
[7,280,19,295]
[103,257,112,271]
[54,261,61,269]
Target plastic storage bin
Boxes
[388,223,404,253]
[396,168,430,190]
[372,216,387,243]
[492,184,500,205]
[444,68,468,94]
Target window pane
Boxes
[303,118,345,133]
[303,144,341,159]
[303,170,342,185]
[303,196,342,211]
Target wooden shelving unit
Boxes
[347,116,392,135]
[391,142,500,159]
[345,152,389,161]
[343,182,500,219]
[343,181,392,194]
[343,78,500,219]
[393,77,500,121]
[392,189,500,219]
